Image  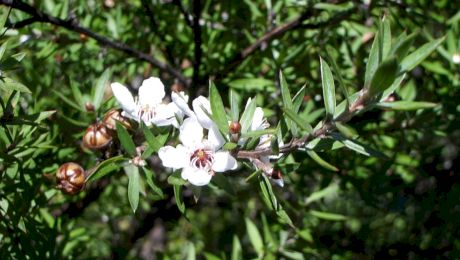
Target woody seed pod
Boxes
[56,162,86,195]
[83,122,112,150]
[102,109,131,131]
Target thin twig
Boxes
[0,0,189,86]
[211,6,357,82]
[172,0,193,27]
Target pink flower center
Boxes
[190,148,214,171]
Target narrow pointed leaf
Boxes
[368,57,398,96]
[142,167,164,198]
[330,132,386,158]
[93,69,111,110]
[229,89,240,122]
[173,184,186,214]
[364,30,381,87]
[245,218,264,256]
[306,150,339,171]
[326,47,350,105]
[377,101,437,110]
[116,121,136,156]
[400,37,445,72]
[310,210,347,221]
[85,155,124,183]
[126,165,140,213]
[320,57,336,118]
[280,71,298,135]
[209,81,229,134]
[239,97,256,133]
[231,235,243,260]
[282,107,313,133]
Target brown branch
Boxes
[211,6,357,82]
[0,0,189,86]
[236,89,368,160]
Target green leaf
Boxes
[173,184,186,214]
[368,57,398,97]
[306,137,345,151]
[280,71,297,135]
[167,171,187,186]
[0,7,10,30]
[292,84,306,113]
[116,121,136,156]
[142,167,164,198]
[92,69,111,111]
[306,150,338,171]
[364,29,381,88]
[240,128,277,139]
[400,37,445,72]
[85,155,124,183]
[391,31,417,59]
[320,57,336,118]
[245,218,264,256]
[259,174,294,226]
[126,165,140,213]
[377,101,437,110]
[239,97,256,133]
[282,107,313,133]
[0,77,31,93]
[305,183,339,205]
[209,81,229,134]
[0,40,8,61]
[326,47,350,106]
[231,235,243,260]
[330,132,386,158]
[229,89,240,122]
[223,142,238,150]
[69,79,84,110]
[212,173,235,196]
[381,16,392,58]
[335,122,358,139]
[310,210,347,221]
[141,122,166,153]
[228,78,275,91]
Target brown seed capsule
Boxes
[56,162,86,195]
[82,123,112,150]
[102,109,131,131]
[79,33,88,42]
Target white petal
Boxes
[151,103,176,127]
[179,117,204,147]
[158,145,189,169]
[251,107,265,131]
[272,178,284,187]
[192,96,213,129]
[212,151,237,172]
[172,91,194,117]
[139,77,165,106]
[111,82,136,113]
[181,167,212,186]
[208,124,225,150]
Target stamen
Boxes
[190,148,214,173]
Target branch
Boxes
[211,6,357,81]
[172,0,193,27]
[236,89,368,160]
[0,0,189,86]
[140,0,176,66]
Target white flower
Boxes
[110,77,182,127]
[452,53,460,64]
[158,117,237,186]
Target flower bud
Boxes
[85,102,95,112]
[270,169,284,187]
[102,109,131,131]
[82,123,112,150]
[229,121,241,134]
[56,162,86,194]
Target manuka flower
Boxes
[158,117,237,186]
[111,77,182,127]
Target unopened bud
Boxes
[229,121,241,134]
[85,102,95,112]
[83,123,112,150]
[56,162,86,194]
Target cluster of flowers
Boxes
[111,77,280,186]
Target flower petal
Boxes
[139,77,165,106]
[158,145,189,169]
[212,151,237,172]
[111,82,136,113]
[179,117,204,147]
[251,107,265,131]
[181,167,212,186]
[172,91,194,117]
[208,124,225,150]
[192,96,213,129]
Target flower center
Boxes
[190,148,214,171]
[135,99,156,123]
